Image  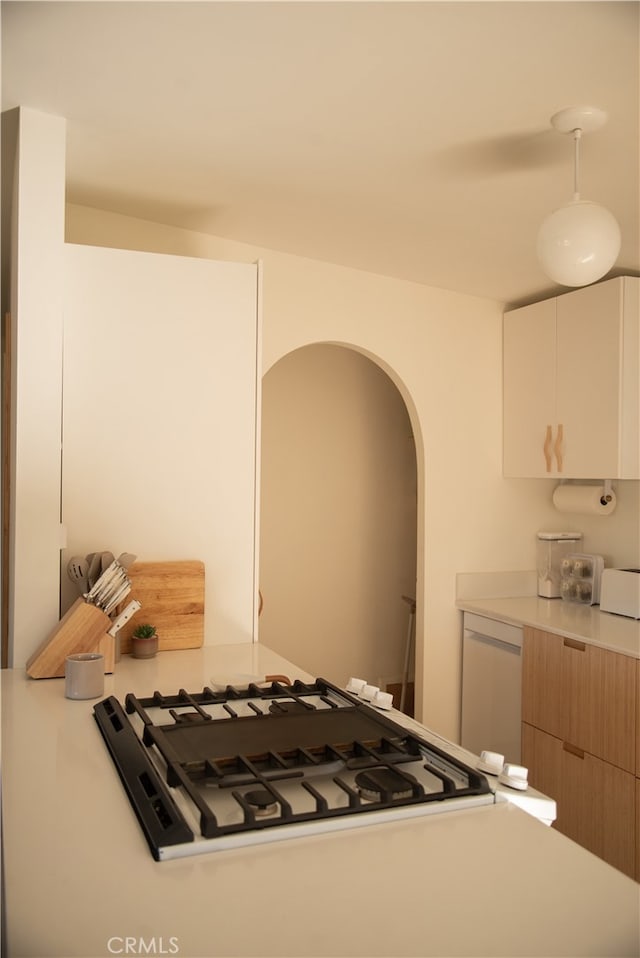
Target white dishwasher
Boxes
[460,612,523,764]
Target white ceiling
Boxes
[2,0,639,306]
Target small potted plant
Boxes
[130,623,158,659]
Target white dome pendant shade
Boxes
[537,107,621,288]
[537,198,621,287]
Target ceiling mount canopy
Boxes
[537,106,621,288]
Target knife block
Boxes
[26,599,115,679]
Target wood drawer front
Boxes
[522,628,563,737]
[637,661,640,778]
[637,778,640,883]
[522,720,561,804]
[523,722,636,880]
[588,644,636,774]
[522,627,636,773]
[560,746,636,880]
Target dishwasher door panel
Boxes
[461,629,522,763]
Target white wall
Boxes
[65,203,640,740]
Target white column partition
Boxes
[9,108,66,668]
[61,245,260,648]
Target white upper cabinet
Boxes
[504,276,639,479]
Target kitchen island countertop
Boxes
[456,594,640,658]
[3,642,639,958]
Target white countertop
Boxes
[3,643,639,958]
[456,595,640,658]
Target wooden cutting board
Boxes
[118,560,205,653]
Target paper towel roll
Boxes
[552,484,617,516]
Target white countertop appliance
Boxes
[600,568,640,619]
[94,676,554,861]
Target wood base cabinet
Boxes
[637,779,640,882]
[522,724,636,879]
[522,627,638,881]
[522,628,636,772]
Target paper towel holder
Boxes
[600,479,614,506]
[552,479,617,517]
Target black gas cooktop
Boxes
[94,678,492,860]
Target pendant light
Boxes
[537,106,621,287]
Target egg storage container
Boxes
[560,553,605,605]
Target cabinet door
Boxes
[556,279,624,478]
[636,778,640,882]
[562,637,636,773]
[560,636,592,751]
[523,628,636,774]
[561,744,636,879]
[503,277,639,479]
[503,299,556,478]
[524,724,636,880]
[522,720,562,806]
[637,660,640,778]
[522,627,563,738]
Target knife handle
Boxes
[108,599,142,636]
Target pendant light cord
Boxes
[572,128,582,201]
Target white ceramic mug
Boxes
[65,652,104,700]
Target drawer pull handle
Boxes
[564,637,586,652]
[543,425,553,472]
[563,742,585,759]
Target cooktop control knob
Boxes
[372,690,393,710]
[346,677,366,695]
[360,684,379,701]
[498,763,529,790]
[477,750,505,776]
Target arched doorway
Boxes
[259,343,418,713]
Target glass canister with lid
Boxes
[536,532,583,598]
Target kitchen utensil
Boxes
[103,581,132,616]
[101,551,115,573]
[66,556,89,595]
[86,552,102,589]
[86,553,135,604]
[94,567,127,605]
[108,599,141,637]
[96,572,129,612]
[87,560,125,605]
